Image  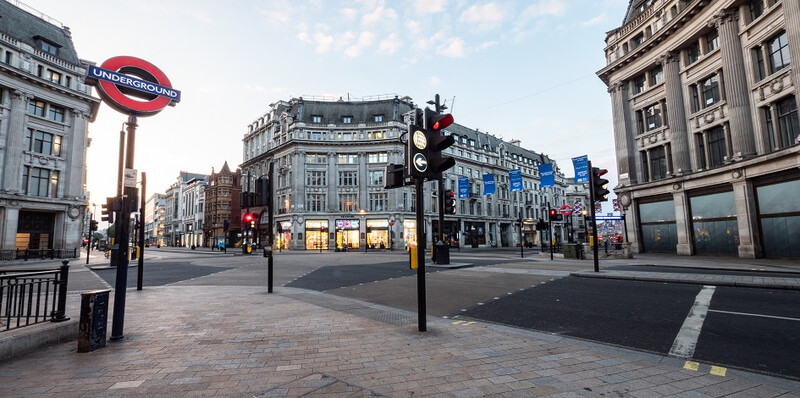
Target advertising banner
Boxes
[538,163,554,188]
[572,155,589,183]
[483,173,495,195]
[458,177,469,198]
[509,169,523,192]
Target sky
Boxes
[20,0,630,214]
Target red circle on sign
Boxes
[96,56,174,116]
[559,204,573,216]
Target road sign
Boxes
[413,153,428,173]
[595,216,623,221]
[559,204,572,216]
[86,56,180,116]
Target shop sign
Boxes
[367,219,389,228]
[278,221,291,231]
[335,219,360,229]
[305,220,328,229]
[86,56,180,116]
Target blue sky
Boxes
[22,0,630,213]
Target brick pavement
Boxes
[1,285,799,397]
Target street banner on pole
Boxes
[613,199,620,212]
[538,163,554,187]
[572,155,589,183]
[483,173,495,195]
[509,169,523,192]
[594,201,602,213]
[458,177,469,198]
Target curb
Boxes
[570,271,800,290]
[0,319,78,362]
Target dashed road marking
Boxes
[708,309,800,322]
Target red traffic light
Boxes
[594,168,608,177]
[448,190,456,198]
[243,213,254,222]
[549,209,557,216]
[431,113,454,131]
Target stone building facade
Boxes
[203,161,242,249]
[240,95,573,251]
[598,0,800,258]
[163,171,208,247]
[0,2,99,256]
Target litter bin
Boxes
[562,243,580,259]
[78,289,110,353]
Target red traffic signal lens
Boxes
[549,209,557,216]
[594,168,608,177]
[244,213,253,222]
[432,113,454,131]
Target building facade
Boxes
[241,95,572,251]
[598,0,800,258]
[203,161,242,249]
[144,193,166,246]
[163,171,208,247]
[0,2,100,256]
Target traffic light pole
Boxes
[267,162,274,293]
[86,212,93,265]
[111,115,137,341]
[137,172,146,291]
[548,202,554,261]
[587,161,599,273]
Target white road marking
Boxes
[669,285,716,358]
[708,309,800,322]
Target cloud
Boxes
[460,3,507,31]
[379,33,401,54]
[361,3,398,26]
[429,76,442,86]
[313,32,336,53]
[345,31,376,57]
[581,13,606,26]
[413,0,447,14]
[438,37,466,58]
[521,0,567,18]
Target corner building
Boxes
[0,2,99,257]
[241,96,575,251]
[598,0,800,259]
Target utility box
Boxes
[78,289,110,353]
[562,243,580,259]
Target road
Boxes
[76,247,800,380]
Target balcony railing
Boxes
[0,261,70,332]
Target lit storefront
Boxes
[305,220,329,250]
[521,219,537,247]
[432,220,460,247]
[276,221,291,250]
[403,219,416,249]
[335,219,360,250]
[366,219,389,249]
[464,221,486,247]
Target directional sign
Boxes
[413,129,427,150]
[559,204,572,216]
[413,153,428,173]
[86,56,180,116]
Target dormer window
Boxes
[34,37,60,56]
[342,116,353,124]
[311,115,322,123]
[373,114,384,122]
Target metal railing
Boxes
[0,261,70,332]
[0,248,78,261]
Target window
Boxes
[24,166,58,197]
[687,42,700,64]
[373,114,384,122]
[367,131,385,139]
[339,194,358,212]
[776,96,800,148]
[27,99,46,117]
[306,170,326,186]
[768,31,791,74]
[754,45,766,81]
[631,33,644,49]
[636,111,645,135]
[306,153,327,164]
[708,126,727,167]
[337,154,358,164]
[39,40,59,56]
[650,65,664,85]
[338,170,358,186]
[632,75,646,94]
[342,116,353,124]
[701,75,720,107]
[368,170,384,186]
[311,115,323,123]
[649,146,667,180]
[368,152,387,163]
[311,132,323,140]
[749,0,764,21]
[706,30,719,52]
[369,192,387,212]
[48,105,65,122]
[306,193,325,212]
[26,130,62,156]
[45,69,61,84]
[645,104,662,131]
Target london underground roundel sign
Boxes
[86,56,180,117]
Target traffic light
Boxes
[444,190,456,214]
[254,177,271,208]
[243,212,254,229]
[548,208,558,221]
[240,191,254,208]
[407,120,428,179]
[592,167,610,202]
[90,220,98,231]
[101,197,116,223]
[423,107,455,180]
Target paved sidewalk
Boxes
[1,285,799,397]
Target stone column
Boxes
[714,9,756,159]
[732,177,762,258]
[672,190,694,255]
[609,82,638,184]
[3,90,31,193]
[783,0,800,103]
[1,206,20,250]
[662,51,691,174]
[327,151,336,212]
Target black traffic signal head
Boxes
[548,208,558,221]
[407,123,428,179]
[444,190,457,214]
[384,163,405,189]
[592,167,610,202]
[255,177,271,207]
[90,220,99,231]
[101,196,116,223]
[423,107,456,180]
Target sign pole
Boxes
[137,172,146,291]
[111,115,137,340]
[588,160,600,272]
[415,177,427,332]
[267,162,274,293]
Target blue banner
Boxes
[482,174,495,195]
[538,163,554,188]
[509,169,523,192]
[458,177,469,198]
[572,155,589,183]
